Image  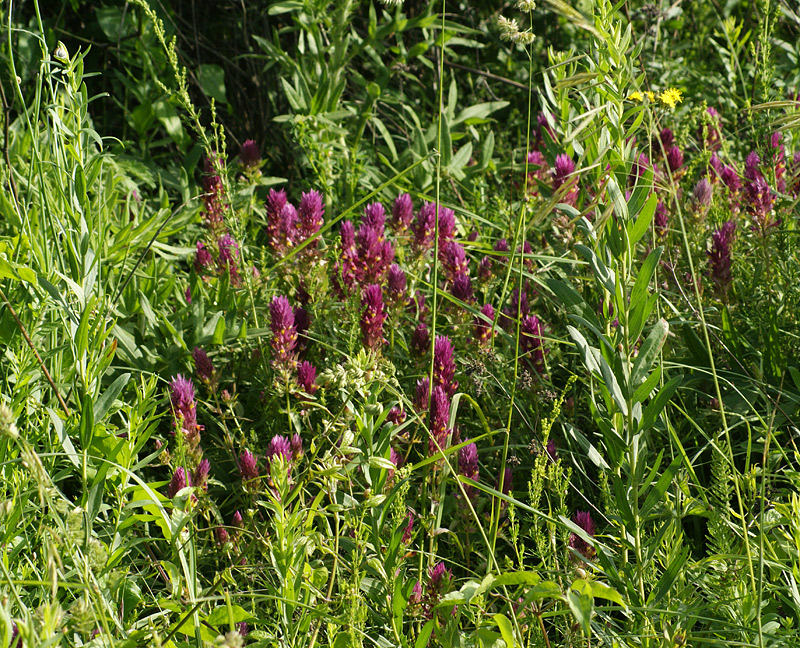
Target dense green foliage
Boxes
[2,0,800,646]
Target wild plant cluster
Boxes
[2,1,800,647]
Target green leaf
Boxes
[628,191,658,247]
[598,352,628,416]
[205,605,255,626]
[631,318,668,388]
[493,613,518,648]
[197,64,227,104]
[448,142,472,175]
[638,376,682,433]
[632,366,661,404]
[80,393,95,449]
[453,101,509,125]
[0,257,35,283]
[575,244,615,293]
[587,580,626,607]
[415,621,434,648]
[94,373,131,422]
[640,456,681,519]
[605,174,628,221]
[566,583,593,636]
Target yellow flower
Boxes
[646,91,655,102]
[659,88,683,109]
[628,91,643,101]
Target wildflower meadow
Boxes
[2,0,800,646]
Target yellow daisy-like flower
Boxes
[646,91,655,102]
[659,88,683,109]
[628,91,643,101]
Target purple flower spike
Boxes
[266,191,298,256]
[708,220,736,297]
[170,374,202,443]
[194,241,214,274]
[270,296,298,370]
[201,157,226,232]
[240,140,261,168]
[478,256,493,282]
[238,450,259,482]
[216,526,230,545]
[361,284,387,351]
[170,374,195,412]
[402,511,414,543]
[266,435,293,466]
[458,440,479,503]
[363,202,386,232]
[217,234,242,286]
[388,406,407,425]
[411,321,430,357]
[340,220,356,252]
[655,201,668,238]
[193,347,215,383]
[744,151,761,182]
[428,385,451,455]
[298,190,325,242]
[167,467,191,498]
[693,178,713,209]
[297,360,318,394]
[413,202,436,251]
[428,561,453,597]
[439,241,469,281]
[451,273,474,303]
[231,511,243,528]
[476,303,496,346]
[553,154,578,205]
[268,188,288,218]
[291,433,303,459]
[520,315,546,374]
[666,147,683,173]
[356,222,394,283]
[721,165,741,192]
[387,264,407,305]
[193,458,210,491]
[392,193,414,233]
[745,175,776,233]
[659,127,674,149]
[569,511,596,560]
[414,377,430,413]
[433,336,458,396]
[546,438,558,462]
[437,206,456,243]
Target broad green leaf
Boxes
[453,101,509,125]
[493,613,518,648]
[0,257,35,283]
[567,586,593,636]
[205,605,255,626]
[587,580,626,607]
